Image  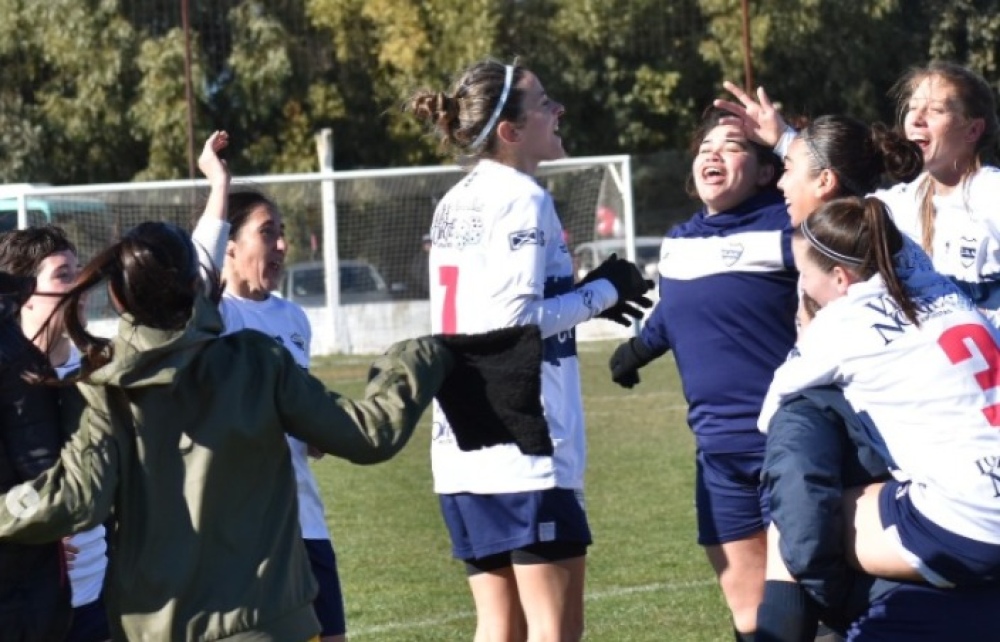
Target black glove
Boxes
[597,296,654,327]
[577,253,654,305]
[609,337,658,389]
[434,325,552,456]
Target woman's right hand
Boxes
[197,130,231,187]
[713,81,789,148]
[62,536,79,570]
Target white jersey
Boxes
[774,128,1000,285]
[874,166,1000,284]
[428,160,616,495]
[192,217,331,541]
[760,244,1000,545]
[57,346,107,607]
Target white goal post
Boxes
[0,154,642,354]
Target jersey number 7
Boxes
[439,266,458,334]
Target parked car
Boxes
[573,236,663,281]
[278,259,400,306]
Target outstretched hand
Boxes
[712,81,788,148]
[198,130,231,186]
[578,253,654,305]
[598,295,654,327]
[608,337,657,389]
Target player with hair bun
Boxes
[406,57,652,642]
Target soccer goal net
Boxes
[1,154,638,354]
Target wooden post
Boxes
[740,0,755,93]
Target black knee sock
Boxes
[755,580,819,642]
[734,628,755,642]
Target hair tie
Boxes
[470,65,514,150]
[800,216,864,267]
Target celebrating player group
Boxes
[2,52,1000,642]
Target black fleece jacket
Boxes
[0,304,71,642]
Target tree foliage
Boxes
[0,0,997,191]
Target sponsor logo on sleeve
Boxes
[509,227,545,251]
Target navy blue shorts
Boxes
[304,538,347,636]
[847,582,1000,641]
[878,480,1000,587]
[64,597,110,642]
[695,449,769,546]
[439,488,592,561]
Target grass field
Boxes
[309,340,731,641]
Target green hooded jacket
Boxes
[0,296,451,641]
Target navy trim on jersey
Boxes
[640,190,797,453]
[542,275,578,365]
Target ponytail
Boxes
[862,197,919,326]
[802,196,919,326]
[55,247,118,380]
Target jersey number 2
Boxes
[439,265,458,334]
[938,323,1000,427]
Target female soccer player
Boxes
[406,58,651,642]
[191,132,349,642]
[607,108,796,640]
[715,62,1000,306]
[762,195,1000,590]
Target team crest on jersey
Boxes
[721,240,744,266]
[960,237,978,268]
[509,227,544,251]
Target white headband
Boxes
[470,65,514,150]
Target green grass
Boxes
[309,340,731,640]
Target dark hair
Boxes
[798,115,923,197]
[891,62,999,252]
[226,188,279,241]
[0,225,77,278]
[54,222,220,379]
[797,196,918,326]
[686,107,783,198]
[407,59,527,161]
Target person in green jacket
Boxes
[0,220,461,642]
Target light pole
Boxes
[740,0,754,93]
[181,0,196,180]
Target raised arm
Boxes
[192,131,232,275]
[713,81,791,149]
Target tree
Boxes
[925,0,1000,91]
[0,0,141,184]
[698,0,929,125]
